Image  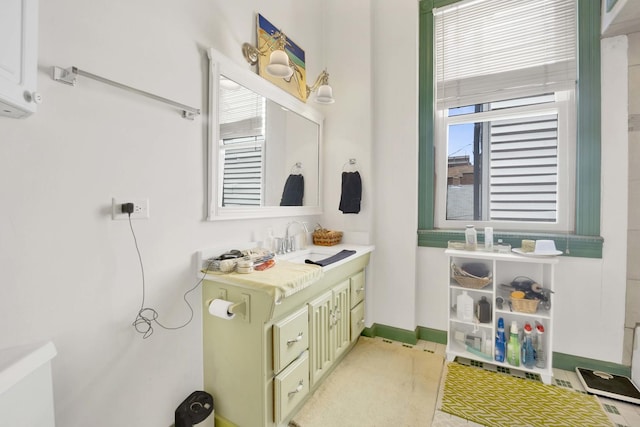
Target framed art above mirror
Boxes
[207,48,324,220]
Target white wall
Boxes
[377,4,628,364]
[0,1,335,426]
[1,1,631,426]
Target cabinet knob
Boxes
[23,91,43,104]
[288,380,304,397]
[286,332,304,346]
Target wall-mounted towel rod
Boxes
[52,66,201,120]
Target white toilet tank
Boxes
[0,341,57,427]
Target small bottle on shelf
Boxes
[484,227,494,251]
[477,296,491,323]
[465,225,477,251]
[456,291,474,322]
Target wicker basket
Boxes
[451,264,492,289]
[313,228,343,246]
[510,298,540,313]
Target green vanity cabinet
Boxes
[202,250,371,427]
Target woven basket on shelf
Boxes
[312,228,343,246]
[451,264,492,289]
[510,298,540,314]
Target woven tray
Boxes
[510,298,540,313]
[451,264,492,289]
[312,228,343,246]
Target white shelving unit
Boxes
[445,249,558,384]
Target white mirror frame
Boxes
[207,48,324,221]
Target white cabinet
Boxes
[445,249,557,384]
[0,0,39,118]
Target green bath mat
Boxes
[440,362,613,427]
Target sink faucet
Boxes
[285,221,309,252]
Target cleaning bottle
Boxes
[535,321,546,368]
[477,296,491,323]
[507,320,520,366]
[495,317,506,363]
[456,291,474,322]
[465,225,477,250]
[521,322,535,368]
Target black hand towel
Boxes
[305,250,356,267]
[280,174,304,206]
[339,171,362,214]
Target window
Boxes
[418,0,602,257]
[434,0,576,232]
[219,77,266,207]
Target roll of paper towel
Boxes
[208,299,235,320]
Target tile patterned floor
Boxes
[390,338,640,427]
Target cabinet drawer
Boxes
[274,351,309,424]
[350,300,365,340]
[273,307,309,373]
[350,271,365,308]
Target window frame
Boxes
[418,0,603,258]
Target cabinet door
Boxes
[0,0,38,117]
[308,290,333,386]
[332,279,351,360]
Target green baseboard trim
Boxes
[361,323,418,345]
[553,352,631,377]
[417,326,447,344]
[364,324,631,376]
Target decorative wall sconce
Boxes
[242,30,335,104]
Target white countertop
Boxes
[275,243,375,271]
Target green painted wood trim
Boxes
[372,324,419,345]
[417,229,603,258]
[417,0,603,256]
[214,414,237,427]
[575,0,602,236]
[418,0,435,230]
[554,352,631,377]
[417,326,447,344]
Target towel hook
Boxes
[342,158,358,172]
[290,162,303,174]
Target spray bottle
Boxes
[521,322,535,368]
[495,317,506,363]
[507,320,520,366]
[535,321,546,368]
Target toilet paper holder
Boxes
[210,291,250,322]
[228,300,247,316]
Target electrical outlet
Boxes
[111,198,150,220]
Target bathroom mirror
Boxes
[207,48,323,220]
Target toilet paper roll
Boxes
[208,299,235,320]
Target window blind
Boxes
[219,78,265,139]
[434,0,577,109]
[219,78,266,206]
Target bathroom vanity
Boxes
[201,244,373,427]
